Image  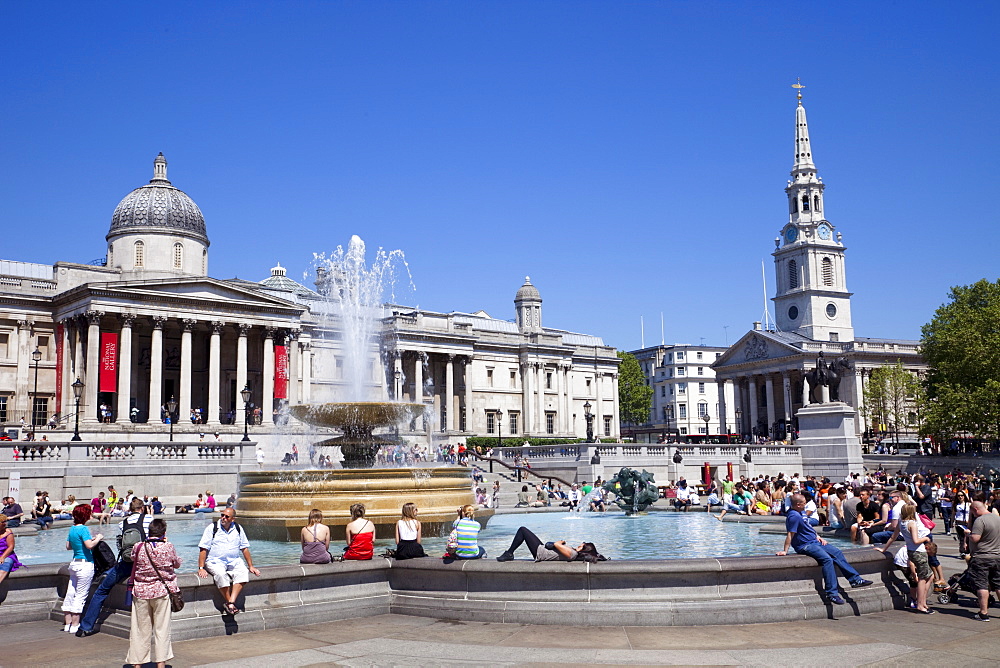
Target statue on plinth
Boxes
[804,352,851,404]
[603,467,659,515]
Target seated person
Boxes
[54,495,77,520]
[715,483,753,520]
[529,485,549,508]
[495,526,606,562]
[673,479,693,511]
[151,497,163,515]
[515,485,531,508]
[29,492,54,529]
[588,488,606,512]
[343,503,375,560]
[447,505,485,561]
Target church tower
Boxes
[772,85,854,342]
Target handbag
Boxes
[143,541,184,612]
[446,528,459,555]
[919,513,936,531]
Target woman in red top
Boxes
[343,503,375,560]
[127,518,180,668]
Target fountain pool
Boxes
[12,511,851,570]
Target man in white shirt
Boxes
[197,508,260,615]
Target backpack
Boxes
[212,519,244,540]
[92,539,117,574]
[117,512,147,562]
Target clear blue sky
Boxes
[3,2,997,351]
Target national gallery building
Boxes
[0,154,620,444]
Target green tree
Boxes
[862,361,923,443]
[617,351,653,427]
[921,279,1000,441]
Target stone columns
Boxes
[854,368,867,433]
[611,373,620,438]
[563,364,572,434]
[595,371,603,438]
[263,327,276,423]
[462,356,473,432]
[236,324,249,418]
[149,317,165,422]
[413,352,425,430]
[208,321,223,424]
[84,311,102,423]
[445,354,455,431]
[116,313,135,422]
[179,318,195,420]
[287,330,299,405]
[556,362,566,434]
[300,337,312,403]
[14,319,31,420]
[748,376,759,438]
[60,321,72,417]
[521,359,533,435]
[537,364,546,433]
[765,375,776,439]
[392,351,403,400]
[717,379,729,435]
[782,373,793,434]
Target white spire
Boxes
[793,94,816,174]
[151,152,169,183]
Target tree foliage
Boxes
[920,279,1000,440]
[617,351,653,426]
[862,361,922,441]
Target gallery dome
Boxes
[107,153,208,244]
[515,276,541,302]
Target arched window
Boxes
[801,195,810,212]
[813,194,821,211]
[173,243,183,269]
[134,240,144,267]
[822,257,834,286]
[202,249,207,274]
[788,259,799,289]
[790,196,797,214]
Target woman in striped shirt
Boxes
[451,505,485,559]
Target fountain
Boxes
[235,236,491,541]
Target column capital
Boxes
[285,327,301,342]
[460,354,473,366]
[417,351,428,362]
[152,315,167,330]
[237,322,251,336]
[181,318,197,332]
[264,326,277,340]
[447,353,456,362]
[210,320,225,334]
[120,312,137,328]
[16,318,33,329]
[85,310,104,325]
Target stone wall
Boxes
[1,549,901,639]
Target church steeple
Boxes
[773,83,853,343]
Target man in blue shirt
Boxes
[776,493,872,604]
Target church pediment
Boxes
[59,277,305,314]
[712,330,804,370]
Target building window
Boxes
[173,243,183,269]
[669,385,674,395]
[666,353,672,362]
[830,332,839,342]
[789,259,798,289]
[0,395,7,423]
[677,352,685,360]
[510,370,517,388]
[546,372,552,389]
[546,412,555,434]
[678,383,686,394]
[814,194,821,211]
[680,427,688,435]
[698,382,706,394]
[678,404,687,419]
[486,411,497,434]
[134,240,144,267]
[677,367,685,376]
[660,386,666,397]
[335,358,343,379]
[698,402,708,418]
[487,368,494,387]
[0,333,7,358]
[699,426,708,435]
[696,352,703,360]
[801,195,810,212]
[822,257,834,286]
[697,366,704,376]
[32,397,48,426]
[586,378,592,389]
[603,416,611,437]
[509,411,519,434]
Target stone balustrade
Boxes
[1,549,900,640]
[5,441,253,465]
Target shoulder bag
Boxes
[143,541,184,612]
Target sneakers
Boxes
[827,594,846,605]
[851,579,873,588]
[495,552,514,562]
[974,613,991,622]
[75,628,96,637]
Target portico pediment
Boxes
[712,330,805,370]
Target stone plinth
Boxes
[795,402,864,479]
[236,467,492,541]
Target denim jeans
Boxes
[939,506,954,533]
[794,541,863,597]
[78,559,133,632]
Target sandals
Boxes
[224,602,240,615]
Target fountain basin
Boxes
[236,467,493,541]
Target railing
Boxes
[7,441,247,463]
[484,443,801,464]
[467,450,575,487]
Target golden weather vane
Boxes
[791,77,805,100]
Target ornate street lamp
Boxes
[71,377,84,442]
[167,396,178,442]
[702,412,711,441]
[495,409,503,450]
[31,347,42,441]
[735,408,743,442]
[241,385,252,442]
[584,400,594,443]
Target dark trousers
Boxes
[505,526,542,558]
[79,559,133,632]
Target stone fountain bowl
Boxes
[288,402,425,430]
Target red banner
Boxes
[99,333,118,393]
[274,344,288,399]
[55,323,64,415]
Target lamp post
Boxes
[735,408,743,443]
[584,401,594,443]
[167,396,177,442]
[71,377,84,442]
[31,346,41,441]
[702,412,711,441]
[241,385,252,442]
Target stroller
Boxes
[938,566,998,605]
